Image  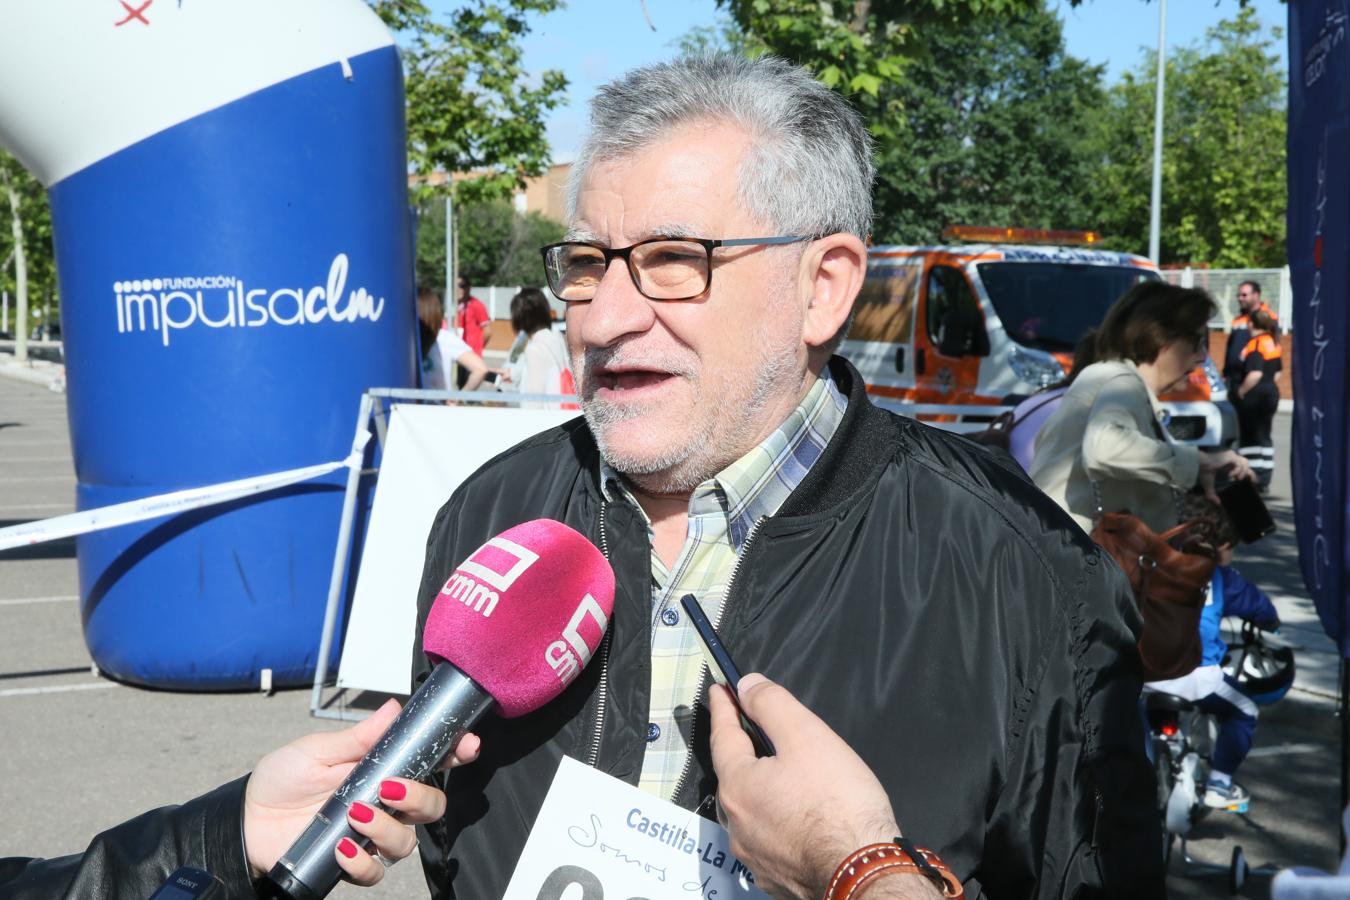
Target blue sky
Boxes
[438,0,1291,160]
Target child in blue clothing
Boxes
[1147,495,1280,811]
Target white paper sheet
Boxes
[504,756,769,899]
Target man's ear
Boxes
[799,233,868,351]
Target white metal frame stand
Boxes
[308,387,572,721]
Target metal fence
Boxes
[1160,267,1292,331]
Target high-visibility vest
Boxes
[1241,332,1282,362]
[1231,302,1278,332]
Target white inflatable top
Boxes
[0,0,395,186]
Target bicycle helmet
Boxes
[1223,621,1295,705]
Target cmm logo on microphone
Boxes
[545,595,608,688]
[439,536,539,618]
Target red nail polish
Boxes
[337,838,358,859]
[349,801,374,823]
[380,780,407,801]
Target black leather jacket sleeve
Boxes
[0,775,257,900]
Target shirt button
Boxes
[646,723,661,742]
[661,607,680,626]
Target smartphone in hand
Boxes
[680,593,776,757]
[1218,477,1276,543]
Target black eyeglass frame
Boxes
[539,234,813,303]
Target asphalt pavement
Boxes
[1161,413,1344,897]
[0,372,427,898]
[0,363,1343,898]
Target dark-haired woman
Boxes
[418,288,489,393]
[499,288,570,409]
[1233,308,1281,492]
[1031,281,1254,535]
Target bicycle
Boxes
[1145,621,1293,893]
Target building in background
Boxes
[412,161,571,221]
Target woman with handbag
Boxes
[1030,281,1253,533]
[1030,281,1255,680]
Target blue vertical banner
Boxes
[1288,2,1350,658]
[0,1,415,688]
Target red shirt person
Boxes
[455,276,491,356]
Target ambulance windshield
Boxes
[976,262,1159,353]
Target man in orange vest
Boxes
[1234,308,1282,491]
[1222,281,1278,392]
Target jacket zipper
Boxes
[669,515,767,805]
[586,501,612,769]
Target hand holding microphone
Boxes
[242,698,480,887]
[264,520,615,899]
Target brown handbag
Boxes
[1091,512,1215,681]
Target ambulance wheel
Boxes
[1229,845,1248,894]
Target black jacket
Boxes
[0,777,255,899]
[413,357,1164,899]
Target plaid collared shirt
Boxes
[600,369,847,800]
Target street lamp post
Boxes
[1148,0,1168,263]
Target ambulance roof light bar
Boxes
[941,225,1102,246]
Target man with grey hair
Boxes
[413,54,1161,898]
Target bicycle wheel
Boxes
[1154,739,1176,865]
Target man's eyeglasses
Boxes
[540,235,812,303]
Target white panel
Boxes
[337,404,577,697]
[0,0,395,186]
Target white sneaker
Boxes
[1203,780,1251,812]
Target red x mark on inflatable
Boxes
[114,0,152,26]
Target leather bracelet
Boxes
[823,839,963,900]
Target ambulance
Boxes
[841,226,1236,447]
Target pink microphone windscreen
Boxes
[423,519,615,718]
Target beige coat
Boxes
[1030,359,1200,534]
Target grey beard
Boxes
[581,384,716,493]
[579,336,802,495]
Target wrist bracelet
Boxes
[823,837,963,900]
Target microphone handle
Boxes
[264,663,495,900]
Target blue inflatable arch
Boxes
[0,0,417,689]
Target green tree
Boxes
[870,4,1106,243]
[689,4,1104,243]
[416,200,564,290]
[0,149,56,356]
[370,1,567,295]
[368,0,568,204]
[673,15,765,58]
[459,201,566,287]
[1091,8,1286,266]
[714,0,1043,149]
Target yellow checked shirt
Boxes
[600,370,846,800]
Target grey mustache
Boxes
[581,348,696,379]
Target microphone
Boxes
[264,519,615,900]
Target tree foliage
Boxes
[870,5,1106,243]
[416,199,564,290]
[702,2,1104,243]
[1090,8,1286,266]
[368,0,568,204]
[714,0,1044,146]
[702,1,1283,265]
[0,149,56,340]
